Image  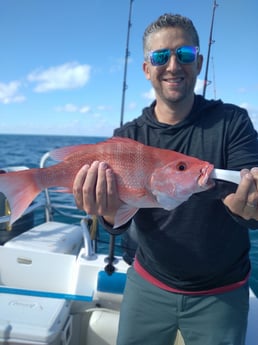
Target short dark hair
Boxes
[143,13,200,60]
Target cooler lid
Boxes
[4,221,83,255]
[0,293,70,342]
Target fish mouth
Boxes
[198,165,215,188]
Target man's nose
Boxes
[166,54,182,71]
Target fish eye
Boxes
[176,162,187,171]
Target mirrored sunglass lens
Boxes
[151,50,170,66]
[176,46,197,63]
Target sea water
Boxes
[0,134,257,295]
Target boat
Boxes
[0,151,257,345]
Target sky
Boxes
[0,0,258,137]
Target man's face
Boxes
[143,27,203,106]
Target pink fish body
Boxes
[0,137,214,228]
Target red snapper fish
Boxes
[0,137,214,228]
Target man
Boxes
[73,13,258,345]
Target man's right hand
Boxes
[73,161,123,226]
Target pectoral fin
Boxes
[114,204,139,229]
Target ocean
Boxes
[0,134,257,296]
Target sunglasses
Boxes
[148,46,199,66]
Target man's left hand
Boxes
[223,168,258,220]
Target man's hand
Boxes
[223,168,258,220]
[73,161,123,226]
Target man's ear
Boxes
[143,61,151,80]
[197,54,203,75]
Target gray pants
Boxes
[117,267,249,345]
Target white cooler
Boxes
[0,221,82,344]
[0,293,72,345]
[4,221,83,255]
[0,221,84,296]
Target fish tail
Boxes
[0,169,41,224]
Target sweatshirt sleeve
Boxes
[225,106,258,170]
[219,106,258,229]
[177,105,258,230]
[98,216,132,235]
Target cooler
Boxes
[0,293,72,345]
[4,221,83,255]
[0,221,85,300]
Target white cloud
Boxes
[237,87,247,94]
[80,106,91,113]
[27,62,91,92]
[239,103,258,116]
[142,88,155,100]
[194,78,204,95]
[128,102,137,110]
[97,105,112,111]
[109,57,132,74]
[55,103,91,114]
[0,81,26,104]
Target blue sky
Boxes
[0,0,258,137]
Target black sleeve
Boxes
[226,107,258,170]
[202,106,258,229]
[98,216,132,235]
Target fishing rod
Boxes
[203,0,218,98]
[105,1,135,274]
[120,0,134,127]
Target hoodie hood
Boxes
[141,95,222,131]
[114,95,225,150]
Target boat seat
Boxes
[86,309,119,345]
[86,309,185,345]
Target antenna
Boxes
[120,0,134,127]
[203,0,218,98]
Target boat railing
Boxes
[39,151,87,223]
[39,151,98,256]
